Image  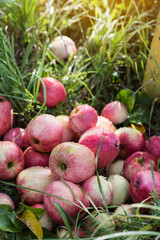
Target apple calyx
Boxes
[33,138,40,145]
[7,161,14,169]
[0,98,4,102]
[135,157,145,165]
[135,178,141,191]
[60,162,67,171]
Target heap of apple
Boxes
[0,74,160,237]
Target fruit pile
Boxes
[0,38,160,238]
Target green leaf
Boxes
[135,91,153,106]
[128,106,150,124]
[116,89,135,112]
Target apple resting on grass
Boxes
[144,135,160,163]
[79,127,120,169]
[56,115,77,142]
[50,35,77,61]
[31,204,54,231]
[129,170,160,204]
[0,192,15,210]
[0,96,14,138]
[49,142,96,183]
[43,180,90,225]
[95,116,117,133]
[0,141,25,180]
[115,127,145,159]
[82,175,113,207]
[3,127,30,149]
[26,114,63,152]
[101,101,128,125]
[37,77,67,108]
[108,175,130,205]
[113,204,137,225]
[123,151,157,181]
[16,166,56,205]
[24,146,50,168]
[57,226,85,239]
[69,104,98,134]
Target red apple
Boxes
[26,114,63,152]
[31,203,54,231]
[82,175,113,208]
[69,104,98,134]
[0,193,15,210]
[0,141,25,180]
[3,127,30,149]
[123,151,157,181]
[96,116,117,133]
[37,77,67,108]
[0,96,14,138]
[49,142,96,183]
[101,101,128,125]
[79,127,120,169]
[50,35,77,61]
[144,136,160,163]
[16,166,56,205]
[108,175,130,205]
[24,146,49,168]
[56,115,77,142]
[129,170,160,203]
[43,180,90,225]
[115,127,145,159]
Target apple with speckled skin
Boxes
[43,180,90,225]
[26,114,63,152]
[95,116,117,133]
[31,204,54,231]
[50,35,77,61]
[3,127,30,149]
[123,151,157,181]
[56,115,77,142]
[101,101,128,125]
[37,77,67,108]
[0,96,14,138]
[115,127,145,159]
[145,136,160,163]
[79,127,120,169]
[129,170,160,203]
[82,175,113,208]
[0,193,15,210]
[69,104,98,134]
[49,142,96,183]
[16,166,56,205]
[24,146,50,168]
[0,141,25,180]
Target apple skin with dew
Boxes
[95,116,117,133]
[129,170,160,203]
[49,142,96,183]
[0,193,15,210]
[26,114,63,152]
[101,101,128,125]
[123,151,157,181]
[0,141,25,180]
[16,166,56,205]
[144,136,160,163]
[3,127,30,149]
[69,104,98,134]
[43,180,90,225]
[37,77,67,108]
[31,204,54,231]
[108,175,130,205]
[82,175,113,208]
[56,115,77,142]
[24,146,50,168]
[0,96,14,138]
[115,127,145,159]
[50,35,77,61]
[79,127,120,169]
